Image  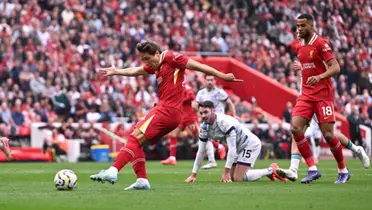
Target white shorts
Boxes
[305,126,322,139]
[233,135,261,168]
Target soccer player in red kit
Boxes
[289,14,350,184]
[160,83,199,165]
[90,40,242,190]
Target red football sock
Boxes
[169,137,177,157]
[112,135,141,171]
[328,137,346,169]
[293,133,315,168]
[131,148,148,179]
[210,139,219,148]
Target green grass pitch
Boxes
[0,159,371,210]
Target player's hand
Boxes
[98,64,117,77]
[0,137,9,141]
[220,170,232,183]
[221,73,243,82]
[184,174,197,183]
[292,60,302,71]
[306,75,321,86]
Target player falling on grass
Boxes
[192,75,237,169]
[184,101,286,183]
[288,14,350,184]
[90,40,242,190]
[160,83,200,166]
[0,137,12,160]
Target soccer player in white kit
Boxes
[193,75,237,169]
[185,101,287,182]
[304,116,322,161]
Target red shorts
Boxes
[136,106,182,143]
[178,117,199,136]
[292,99,335,124]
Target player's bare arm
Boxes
[226,98,237,117]
[99,65,149,77]
[293,60,302,71]
[186,59,243,82]
[307,58,340,86]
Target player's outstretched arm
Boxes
[98,65,149,77]
[185,140,207,183]
[186,59,243,82]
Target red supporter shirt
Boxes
[182,84,198,121]
[143,50,189,111]
[295,34,335,101]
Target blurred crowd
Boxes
[0,0,371,159]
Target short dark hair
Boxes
[136,40,161,55]
[204,74,215,79]
[297,14,314,22]
[199,100,215,109]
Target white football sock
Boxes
[347,141,358,153]
[309,165,318,171]
[338,168,348,173]
[137,178,149,184]
[290,154,301,172]
[245,168,273,182]
[206,141,216,163]
[107,166,118,174]
[169,156,176,160]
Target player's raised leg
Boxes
[0,137,12,161]
[336,131,370,168]
[90,106,182,190]
[90,128,146,185]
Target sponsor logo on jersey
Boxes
[302,63,316,69]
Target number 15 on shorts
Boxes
[242,149,252,158]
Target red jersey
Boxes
[182,84,198,120]
[291,39,301,53]
[295,34,335,101]
[143,50,189,111]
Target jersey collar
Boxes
[301,33,318,46]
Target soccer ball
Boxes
[54,169,78,190]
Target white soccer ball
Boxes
[54,169,78,190]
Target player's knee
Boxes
[131,129,148,145]
[233,174,244,182]
[290,126,302,136]
[323,132,333,142]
